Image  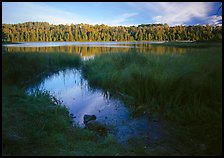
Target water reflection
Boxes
[27,69,130,127]
[27,68,154,144]
[3,42,186,59]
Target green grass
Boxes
[2,86,128,156]
[151,40,222,48]
[2,51,129,156]
[2,51,81,87]
[82,43,222,155]
[2,42,222,155]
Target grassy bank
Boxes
[2,86,128,156]
[2,51,81,87]
[151,40,222,48]
[2,51,129,156]
[82,43,222,155]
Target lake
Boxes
[3,41,187,60]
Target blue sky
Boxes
[2,2,222,26]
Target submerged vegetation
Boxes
[82,42,222,155]
[2,41,222,156]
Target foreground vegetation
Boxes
[2,86,129,156]
[2,51,81,87]
[82,42,222,155]
[2,41,222,155]
[2,51,130,156]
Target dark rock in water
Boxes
[85,120,108,136]
[84,114,96,124]
[83,114,108,136]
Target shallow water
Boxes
[27,68,158,143]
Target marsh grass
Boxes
[2,50,128,156]
[2,42,222,155]
[82,43,222,155]
[151,40,222,48]
[2,86,128,156]
[2,51,81,87]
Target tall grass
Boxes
[2,51,81,87]
[2,43,222,155]
[2,86,128,156]
[82,44,222,155]
[2,51,128,156]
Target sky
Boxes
[2,2,222,26]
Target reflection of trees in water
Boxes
[137,45,186,54]
[4,44,186,56]
[4,46,130,56]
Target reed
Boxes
[2,51,81,87]
[82,44,222,155]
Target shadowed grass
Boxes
[2,50,129,156]
[2,51,81,87]
[2,42,222,155]
[82,43,222,155]
[151,40,222,48]
[2,86,128,156]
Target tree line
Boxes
[2,22,222,42]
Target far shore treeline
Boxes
[2,22,222,42]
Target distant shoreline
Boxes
[2,42,23,45]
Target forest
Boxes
[2,22,222,42]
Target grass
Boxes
[2,50,129,156]
[2,51,81,87]
[82,42,222,155]
[2,41,222,155]
[151,40,222,48]
[2,86,128,156]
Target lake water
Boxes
[27,68,159,144]
[4,41,185,144]
[3,41,187,61]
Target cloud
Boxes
[128,2,215,26]
[3,2,221,26]
[3,2,138,26]
[207,15,222,26]
[108,13,138,26]
[93,12,138,26]
[3,2,90,25]
[153,16,163,24]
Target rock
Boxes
[84,114,96,124]
[83,114,108,136]
[85,120,108,135]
